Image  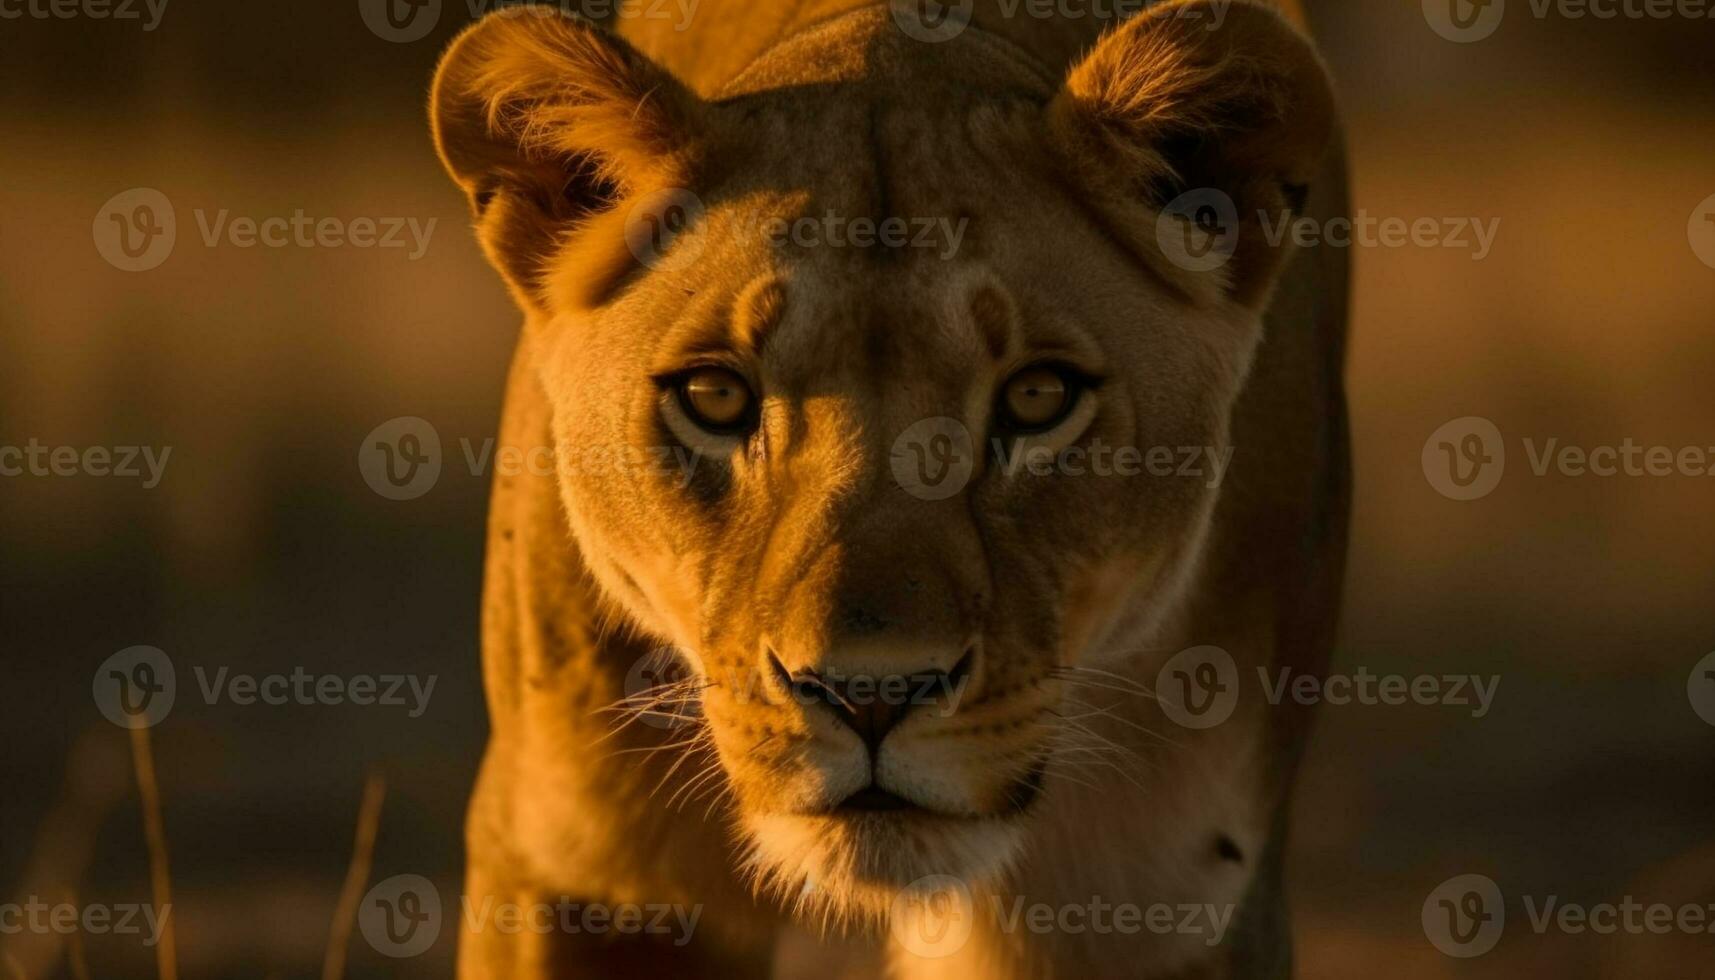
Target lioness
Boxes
[430,0,1348,976]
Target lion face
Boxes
[433,1,1333,926]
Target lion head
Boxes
[432,0,1333,928]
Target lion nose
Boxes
[767,648,974,753]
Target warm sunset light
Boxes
[4,1,1713,978]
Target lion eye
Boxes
[997,366,1075,432]
[678,367,755,432]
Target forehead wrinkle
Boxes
[1012,293,1110,375]
[734,273,788,355]
[647,284,739,374]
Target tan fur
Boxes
[431,2,1347,977]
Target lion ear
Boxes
[1049,0,1336,307]
[430,9,703,312]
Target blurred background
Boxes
[2,1,1713,976]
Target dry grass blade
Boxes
[321,772,388,980]
[127,723,177,980]
[62,890,91,980]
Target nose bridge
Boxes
[769,470,982,679]
[760,286,983,677]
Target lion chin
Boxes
[738,809,1029,932]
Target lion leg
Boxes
[457,749,778,979]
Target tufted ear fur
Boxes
[1049,0,1336,308]
[431,8,705,312]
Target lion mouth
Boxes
[837,785,917,812]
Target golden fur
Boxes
[430,2,1347,976]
